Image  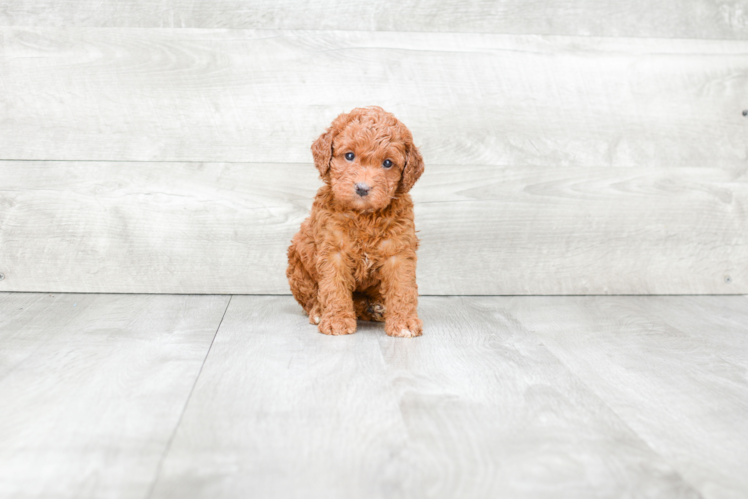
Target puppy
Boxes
[286,106,424,337]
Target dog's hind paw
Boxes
[308,304,322,325]
[353,295,386,322]
[366,303,386,322]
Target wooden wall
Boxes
[0,2,746,294]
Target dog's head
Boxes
[311,106,424,211]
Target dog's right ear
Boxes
[312,111,356,180]
[311,126,335,180]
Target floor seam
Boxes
[145,294,233,498]
[373,318,417,498]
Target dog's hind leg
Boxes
[286,238,321,324]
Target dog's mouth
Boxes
[332,180,391,211]
[348,193,390,212]
[350,195,378,211]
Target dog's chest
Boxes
[337,214,398,281]
[353,224,388,275]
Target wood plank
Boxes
[1,161,744,295]
[150,295,410,498]
[1,0,747,40]
[1,28,747,167]
[0,292,230,498]
[415,164,747,295]
[151,295,698,497]
[507,295,748,497]
[643,295,748,370]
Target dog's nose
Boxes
[355,183,370,197]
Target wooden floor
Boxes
[1,293,747,498]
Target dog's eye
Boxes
[345,152,355,161]
[382,159,393,169]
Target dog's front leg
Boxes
[316,252,357,336]
[381,254,423,338]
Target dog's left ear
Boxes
[398,143,425,193]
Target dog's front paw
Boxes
[318,314,357,336]
[385,316,423,338]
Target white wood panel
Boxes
[1,28,746,167]
[0,292,230,498]
[2,0,747,40]
[507,295,748,497]
[1,161,744,295]
[415,164,746,295]
[150,295,697,497]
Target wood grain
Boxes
[0,161,744,295]
[150,295,697,497]
[150,295,409,498]
[1,28,747,167]
[507,295,748,497]
[2,294,745,497]
[1,0,747,39]
[0,292,230,497]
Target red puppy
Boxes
[286,106,425,337]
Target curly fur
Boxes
[286,106,425,337]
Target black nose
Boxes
[355,183,370,197]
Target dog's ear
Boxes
[312,111,360,180]
[399,142,425,193]
[311,126,335,179]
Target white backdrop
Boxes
[0,1,746,294]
